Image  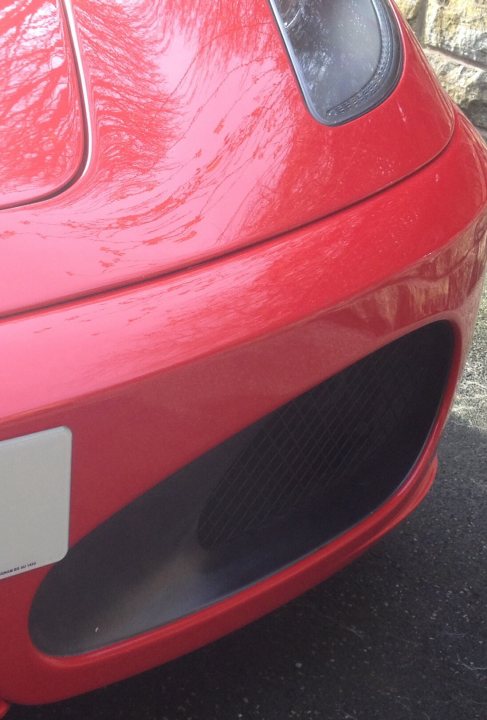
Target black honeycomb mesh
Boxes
[198,323,449,549]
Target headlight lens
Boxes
[270,0,402,125]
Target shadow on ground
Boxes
[10,418,486,720]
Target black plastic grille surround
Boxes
[30,322,453,656]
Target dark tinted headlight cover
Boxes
[270,0,402,125]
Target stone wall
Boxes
[396,0,486,138]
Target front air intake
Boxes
[30,322,453,656]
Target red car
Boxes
[0,0,486,714]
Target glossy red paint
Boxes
[0,0,85,209]
[0,0,454,316]
[0,109,486,706]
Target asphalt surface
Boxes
[10,291,486,720]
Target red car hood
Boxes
[0,0,85,210]
[0,0,454,317]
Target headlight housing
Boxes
[270,0,402,125]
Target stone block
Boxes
[424,0,487,65]
[425,48,487,128]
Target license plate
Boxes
[0,427,72,580]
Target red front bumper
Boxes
[0,113,486,707]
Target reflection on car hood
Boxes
[0,0,85,209]
[0,0,454,316]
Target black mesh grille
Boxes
[198,325,447,549]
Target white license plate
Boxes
[0,427,72,580]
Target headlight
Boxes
[270,0,402,125]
